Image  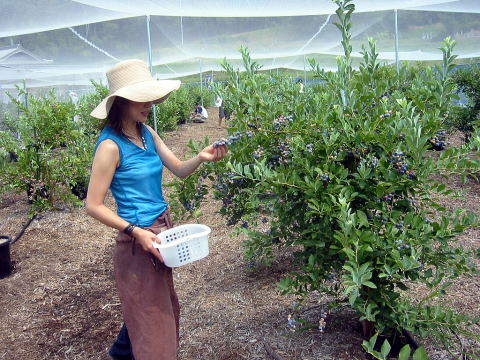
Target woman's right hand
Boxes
[132,227,164,262]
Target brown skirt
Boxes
[114,210,179,360]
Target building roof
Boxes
[0,44,52,65]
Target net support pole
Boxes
[19,78,27,140]
[394,9,400,76]
[303,54,307,84]
[146,15,158,132]
[22,79,27,109]
[180,0,184,46]
[180,16,184,45]
[199,59,203,106]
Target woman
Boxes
[86,59,227,360]
[214,95,225,128]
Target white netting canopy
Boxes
[0,0,479,90]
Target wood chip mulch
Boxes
[0,116,478,360]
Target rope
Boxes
[296,14,333,54]
[68,27,119,61]
[163,63,178,75]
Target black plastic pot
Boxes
[361,320,419,358]
[69,181,88,200]
[0,236,12,278]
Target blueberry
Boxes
[320,174,330,183]
[222,197,232,207]
[383,193,394,202]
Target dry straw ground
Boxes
[0,109,478,360]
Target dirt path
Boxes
[0,113,478,360]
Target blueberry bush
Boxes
[154,85,214,132]
[154,86,194,131]
[75,80,109,137]
[362,333,428,360]
[170,0,480,355]
[450,65,480,138]
[0,88,91,211]
[0,77,209,212]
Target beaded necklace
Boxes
[141,134,147,151]
[132,133,147,151]
[125,129,147,151]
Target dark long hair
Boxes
[101,96,139,138]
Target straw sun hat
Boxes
[90,59,181,119]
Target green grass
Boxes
[168,56,480,84]
[170,68,320,84]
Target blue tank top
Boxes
[94,125,168,227]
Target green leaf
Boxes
[412,347,428,360]
[367,334,378,350]
[357,210,369,227]
[363,281,377,289]
[398,345,411,360]
[380,339,391,358]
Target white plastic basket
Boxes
[153,224,211,268]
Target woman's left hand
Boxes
[198,144,228,162]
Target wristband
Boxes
[123,223,136,236]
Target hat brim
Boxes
[90,79,181,119]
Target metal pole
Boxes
[180,16,184,46]
[303,54,307,84]
[146,15,158,132]
[394,9,400,75]
[199,59,203,106]
[23,79,27,109]
[180,0,184,46]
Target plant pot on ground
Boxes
[361,320,419,358]
[69,180,88,200]
[0,236,12,278]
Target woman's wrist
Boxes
[196,153,205,164]
[131,226,144,238]
[122,223,145,238]
[122,223,136,236]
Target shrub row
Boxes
[0,80,209,212]
[169,1,480,357]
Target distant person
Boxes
[69,91,80,122]
[190,103,208,123]
[85,59,227,360]
[69,91,79,106]
[297,79,304,93]
[224,105,231,122]
[215,95,225,127]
